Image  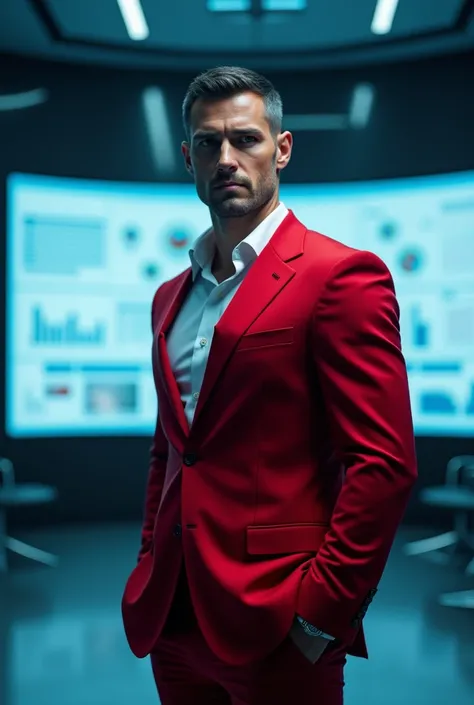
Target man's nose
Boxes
[217,141,238,172]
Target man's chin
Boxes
[211,198,254,218]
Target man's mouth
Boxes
[214,182,243,190]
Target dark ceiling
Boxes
[0,0,473,70]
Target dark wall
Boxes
[1,51,474,527]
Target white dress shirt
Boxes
[165,201,334,643]
[166,202,288,428]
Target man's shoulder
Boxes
[298,221,389,280]
[301,225,364,274]
[304,226,359,259]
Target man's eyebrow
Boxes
[193,127,264,139]
[230,128,264,136]
[192,130,217,140]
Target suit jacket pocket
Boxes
[246,523,329,555]
[237,327,294,351]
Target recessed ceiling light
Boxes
[116,0,149,41]
[207,0,306,10]
[207,0,251,10]
[371,0,400,35]
[262,0,307,9]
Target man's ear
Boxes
[276,131,293,172]
[181,141,193,175]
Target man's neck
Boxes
[210,198,280,276]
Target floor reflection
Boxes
[0,524,473,705]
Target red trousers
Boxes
[150,566,347,705]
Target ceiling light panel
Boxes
[371,0,400,35]
[116,0,149,40]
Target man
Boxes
[122,66,417,705]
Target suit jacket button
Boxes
[183,453,197,466]
[173,524,182,538]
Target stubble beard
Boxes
[209,171,278,219]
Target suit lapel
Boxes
[192,211,306,429]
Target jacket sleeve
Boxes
[296,250,417,646]
[138,288,169,562]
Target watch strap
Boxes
[296,616,335,640]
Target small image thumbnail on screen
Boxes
[85,382,137,414]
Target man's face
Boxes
[182,92,292,218]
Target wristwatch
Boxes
[296,616,335,640]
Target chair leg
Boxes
[4,537,58,567]
[438,590,474,609]
[403,530,459,556]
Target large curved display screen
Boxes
[5,171,474,437]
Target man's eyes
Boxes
[198,136,257,147]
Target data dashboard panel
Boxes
[5,171,474,437]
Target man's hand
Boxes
[288,617,331,664]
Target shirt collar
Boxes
[189,202,289,280]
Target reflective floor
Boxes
[0,524,473,705]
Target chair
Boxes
[404,455,474,611]
[0,457,59,572]
[404,455,474,575]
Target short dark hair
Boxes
[182,66,283,140]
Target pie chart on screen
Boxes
[168,227,191,250]
[399,248,423,273]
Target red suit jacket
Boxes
[121,210,417,666]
